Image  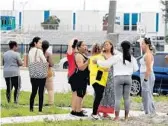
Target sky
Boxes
[0,0,163,12]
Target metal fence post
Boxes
[60,44,63,60]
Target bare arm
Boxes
[16,53,23,66]
[38,49,47,63]
[2,55,4,66]
[96,55,120,68]
[75,54,88,71]
[48,53,54,67]
[67,39,74,55]
[132,56,139,72]
[144,54,152,80]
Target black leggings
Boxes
[30,78,46,112]
[5,76,21,103]
[92,83,105,115]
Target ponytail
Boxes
[28,37,41,52]
[144,38,153,51]
[121,41,131,64]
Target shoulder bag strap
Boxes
[34,49,38,62]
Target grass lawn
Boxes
[1,104,69,118]
[1,90,72,118]
[52,54,61,64]
[52,54,66,64]
[1,90,168,118]
[2,120,120,126]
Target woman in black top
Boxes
[73,41,89,117]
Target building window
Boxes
[1,18,5,25]
[124,25,129,31]
[4,19,6,25]
[132,25,137,31]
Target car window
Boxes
[154,54,168,67]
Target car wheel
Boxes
[162,91,168,95]
[63,61,68,69]
[131,77,141,96]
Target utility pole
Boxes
[106,0,119,47]
[83,0,86,11]
[12,0,15,11]
[165,0,168,43]
[107,0,116,33]
[20,1,28,31]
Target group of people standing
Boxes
[3,36,168,120]
[67,38,164,120]
[3,37,55,112]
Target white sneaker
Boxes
[91,114,101,120]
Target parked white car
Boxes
[58,57,68,70]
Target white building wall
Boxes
[114,12,124,33]
[158,12,165,36]
[0,10,165,36]
[14,11,19,27]
[141,12,156,33]
[23,10,44,31]
[1,10,13,16]
[76,10,106,31]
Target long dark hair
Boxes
[144,38,153,51]
[29,37,41,52]
[121,41,131,64]
[9,41,17,49]
[42,40,49,54]
[77,41,84,50]
[103,40,114,55]
[91,43,101,55]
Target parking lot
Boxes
[0,69,94,95]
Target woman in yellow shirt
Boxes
[89,43,109,120]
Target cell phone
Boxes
[96,70,103,81]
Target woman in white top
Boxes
[28,37,47,112]
[140,38,155,115]
[94,41,138,121]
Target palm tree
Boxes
[41,16,60,30]
[161,0,168,43]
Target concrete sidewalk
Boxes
[1,108,167,125]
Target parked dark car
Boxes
[131,52,168,95]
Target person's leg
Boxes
[45,77,54,105]
[123,76,132,120]
[38,78,46,112]
[75,84,87,116]
[30,78,38,111]
[12,76,21,104]
[69,81,77,113]
[72,91,77,111]
[140,73,150,114]
[76,92,83,112]
[114,76,123,120]
[5,77,13,103]
[148,73,156,114]
[92,83,105,115]
[81,84,87,113]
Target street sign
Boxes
[137,24,146,35]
